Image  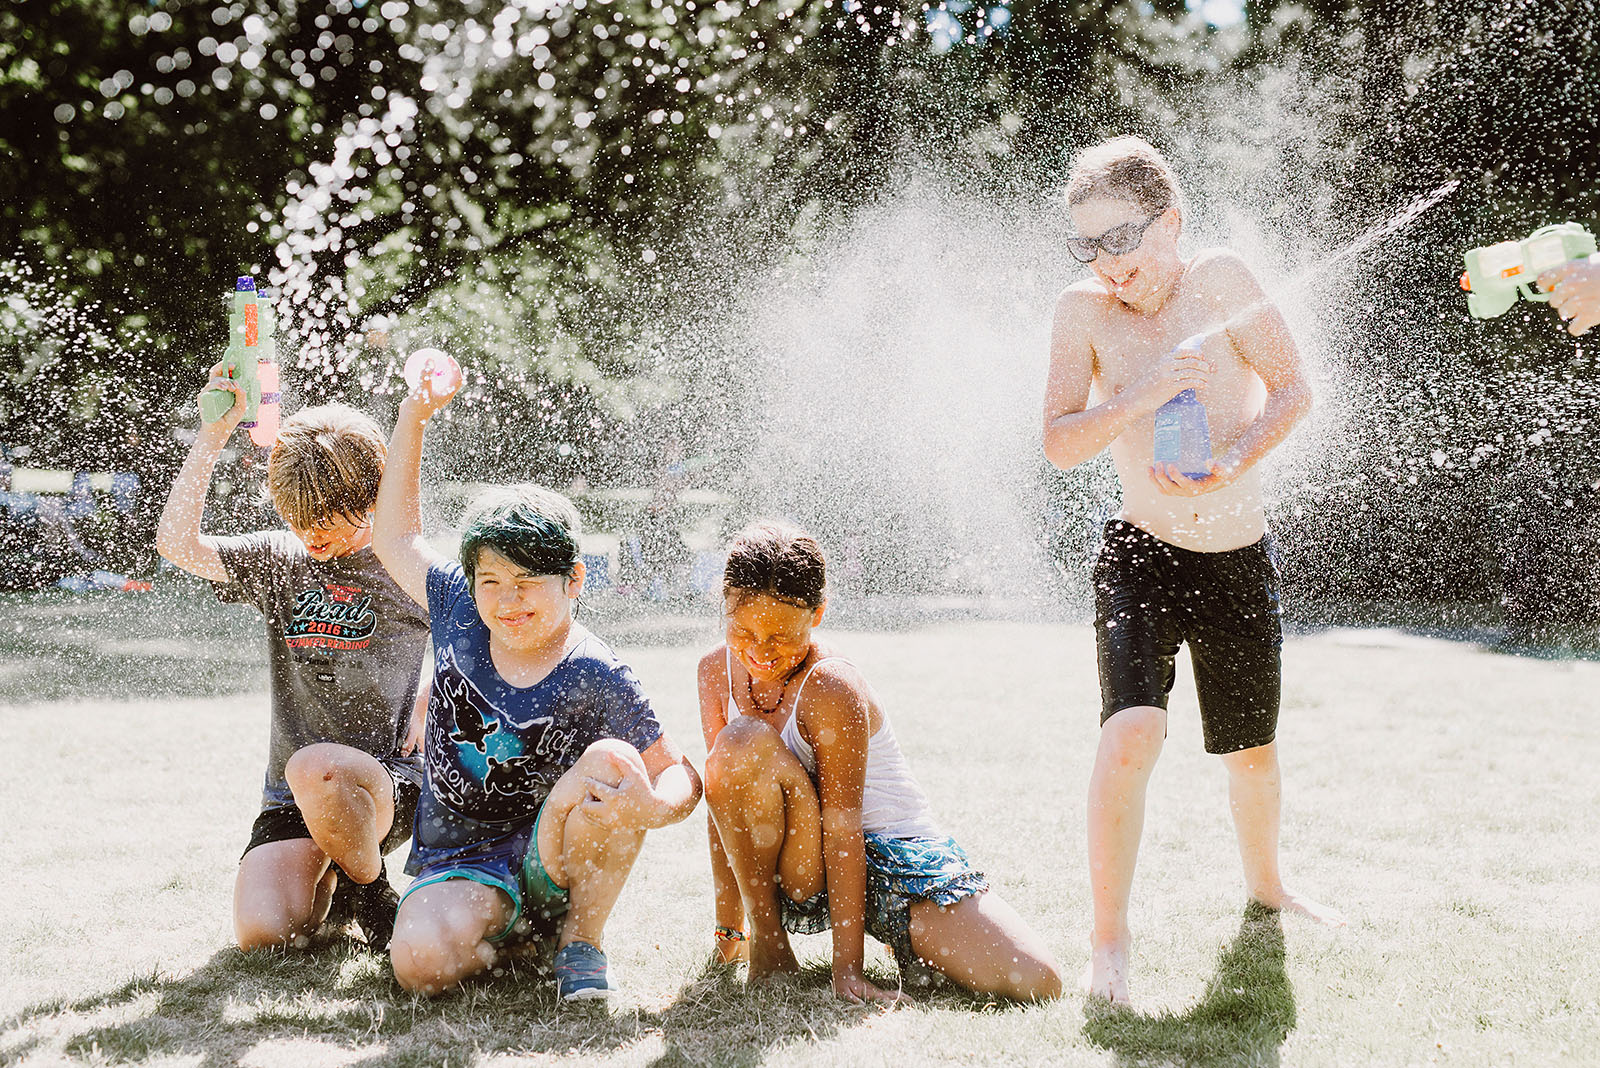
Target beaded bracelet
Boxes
[714,925,748,942]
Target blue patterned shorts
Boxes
[779,833,988,964]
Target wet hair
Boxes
[722,520,827,610]
[267,404,386,530]
[458,483,583,586]
[1065,136,1183,218]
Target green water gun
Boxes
[198,277,281,446]
[1460,222,1597,319]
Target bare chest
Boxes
[1091,309,1263,433]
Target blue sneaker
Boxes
[554,940,616,1001]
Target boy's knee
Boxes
[1100,706,1166,758]
[577,738,645,778]
[1219,741,1279,778]
[390,937,447,993]
[284,743,348,794]
[390,910,492,995]
[235,909,299,952]
[391,937,451,994]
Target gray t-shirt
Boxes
[213,530,429,812]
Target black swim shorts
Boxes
[1093,519,1282,754]
[243,759,421,859]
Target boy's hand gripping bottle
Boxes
[198,276,281,447]
[1152,335,1212,479]
[1460,222,1598,319]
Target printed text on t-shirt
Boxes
[285,584,378,649]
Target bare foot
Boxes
[746,936,802,985]
[1082,939,1131,1006]
[1254,889,1347,928]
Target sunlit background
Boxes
[3,0,1598,639]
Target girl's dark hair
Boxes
[722,520,827,610]
[458,484,582,587]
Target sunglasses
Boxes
[1065,212,1165,264]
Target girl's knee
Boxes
[706,717,783,797]
[1015,955,1065,1002]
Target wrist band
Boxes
[714,925,748,942]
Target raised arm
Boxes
[155,365,246,581]
[372,384,456,606]
[1042,287,1211,470]
[698,649,748,960]
[806,670,908,1006]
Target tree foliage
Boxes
[3,0,1598,613]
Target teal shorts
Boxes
[399,807,569,943]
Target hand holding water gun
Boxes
[1537,254,1600,337]
[198,277,281,446]
[1459,222,1597,324]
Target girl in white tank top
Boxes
[723,647,941,839]
[700,521,1062,1006]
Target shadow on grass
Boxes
[642,958,878,1068]
[640,950,1040,1067]
[1084,902,1296,1068]
[0,943,880,1067]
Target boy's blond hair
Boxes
[1065,136,1184,219]
[266,404,387,530]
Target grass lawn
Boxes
[1,586,1597,1066]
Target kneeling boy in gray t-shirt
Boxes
[158,378,429,952]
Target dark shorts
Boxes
[243,757,422,859]
[779,832,988,966]
[1093,519,1282,755]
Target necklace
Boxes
[744,654,808,715]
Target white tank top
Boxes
[725,649,941,839]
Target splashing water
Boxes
[1297,179,1461,292]
[193,6,1591,627]
[730,180,1070,608]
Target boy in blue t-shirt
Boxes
[373,371,702,999]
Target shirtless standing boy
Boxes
[1041,136,1343,1005]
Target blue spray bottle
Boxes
[1152,334,1212,478]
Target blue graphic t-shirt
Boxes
[408,561,663,869]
